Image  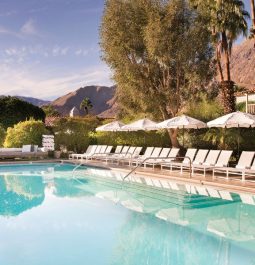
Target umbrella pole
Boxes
[223,128,226,150]
[182,127,185,148]
[238,126,240,158]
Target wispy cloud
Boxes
[0,10,17,17]
[52,46,69,56]
[0,64,113,100]
[0,25,21,38]
[75,48,88,56]
[21,19,40,36]
[0,18,41,38]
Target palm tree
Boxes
[80,97,93,115]
[190,0,249,113]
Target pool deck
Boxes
[1,158,255,195]
[65,159,255,195]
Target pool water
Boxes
[0,163,255,265]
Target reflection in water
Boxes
[0,174,45,216]
[110,211,255,265]
[0,164,255,265]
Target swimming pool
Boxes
[0,163,254,265]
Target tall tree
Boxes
[190,0,249,113]
[100,0,213,147]
[80,97,93,115]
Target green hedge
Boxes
[53,116,100,153]
[4,119,48,147]
[95,130,171,148]
[0,125,6,147]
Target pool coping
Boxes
[62,159,255,196]
[1,159,255,196]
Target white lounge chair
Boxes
[107,146,130,163]
[88,145,107,160]
[174,149,209,174]
[132,147,155,166]
[148,148,180,169]
[120,146,143,166]
[243,158,255,181]
[101,145,123,162]
[112,146,137,164]
[162,148,197,173]
[143,148,171,169]
[143,147,162,168]
[213,151,255,181]
[69,145,94,159]
[80,145,102,160]
[93,146,113,160]
[192,150,221,176]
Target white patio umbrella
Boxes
[120,118,158,145]
[121,118,158,131]
[207,111,255,128]
[157,115,207,146]
[96,121,125,132]
[207,111,255,154]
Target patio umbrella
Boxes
[96,121,125,132]
[121,118,158,131]
[120,118,158,145]
[157,115,207,146]
[207,111,255,154]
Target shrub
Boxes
[0,125,6,147]
[4,119,48,148]
[95,130,171,148]
[0,96,46,129]
[53,116,100,153]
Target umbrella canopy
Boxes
[157,115,207,129]
[96,121,125,132]
[121,118,158,131]
[207,111,255,128]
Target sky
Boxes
[0,0,113,100]
[0,0,252,100]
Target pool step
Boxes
[74,171,237,209]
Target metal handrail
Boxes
[122,156,192,182]
[72,162,85,177]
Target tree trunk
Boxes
[220,80,236,114]
[251,0,255,47]
[167,128,180,148]
[216,43,224,81]
[222,32,231,81]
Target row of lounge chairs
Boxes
[69,145,255,182]
[69,145,180,166]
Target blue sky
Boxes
[0,0,112,100]
[0,0,252,100]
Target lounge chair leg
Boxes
[242,171,245,182]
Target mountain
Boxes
[17,96,51,107]
[230,38,255,91]
[51,85,116,117]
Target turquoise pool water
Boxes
[0,163,255,265]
